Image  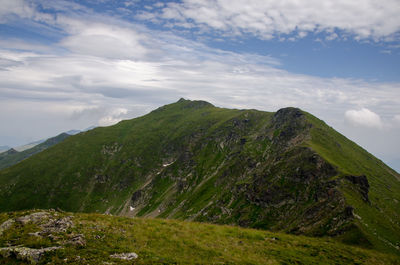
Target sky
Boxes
[0,0,399,172]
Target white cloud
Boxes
[345,108,383,129]
[0,0,34,22]
[0,0,399,170]
[99,108,128,126]
[144,0,400,41]
[60,22,149,60]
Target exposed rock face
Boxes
[345,175,370,202]
[127,108,355,237]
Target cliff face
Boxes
[0,99,399,254]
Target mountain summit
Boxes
[0,99,399,254]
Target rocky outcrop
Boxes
[345,175,370,202]
[0,246,61,264]
[0,218,14,236]
[0,211,86,263]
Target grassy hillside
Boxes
[0,133,70,170]
[305,114,400,254]
[0,210,398,264]
[0,99,399,255]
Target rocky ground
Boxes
[0,210,137,264]
[0,209,398,264]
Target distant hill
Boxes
[0,99,399,255]
[65,129,81,135]
[65,126,96,136]
[0,133,70,170]
[0,126,97,170]
[0,146,10,154]
[14,139,45,152]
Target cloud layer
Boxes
[0,0,399,171]
[141,0,400,41]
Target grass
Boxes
[0,210,399,265]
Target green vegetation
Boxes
[0,99,399,257]
[0,133,70,170]
[0,210,398,264]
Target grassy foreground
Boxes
[0,210,398,264]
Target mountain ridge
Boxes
[0,125,97,170]
[0,133,70,171]
[0,99,399,255]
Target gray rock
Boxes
[16,212,50,225]
[110,252,138,260]
[41,216,73,234]
[0,218,15,236]
[67,233,86,247]
[0,246,61,264]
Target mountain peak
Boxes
[176,98,214,109]
[274,107,304,120]
[5,148,18,155]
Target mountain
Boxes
[0,210,398,264]
[0,126,96,170]
[0,146,10,154]
[0,133,70,170]
[14,139,46,152]
[66,126,97,136]
[65,129,81,135]
[0,99,399,255]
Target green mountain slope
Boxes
[0,99,399,255]
[0,210,398,264]
[0,133,70,170]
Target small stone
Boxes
[28,232,42,237]
[67,233,86,247]
[110,252,138,260]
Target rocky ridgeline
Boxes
[0,210,137,264]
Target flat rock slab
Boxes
[16,212,50,225]
[110,252,138,260]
